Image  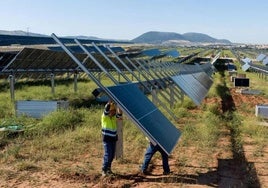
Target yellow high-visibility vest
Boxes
[101,114,117,137]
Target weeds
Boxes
[25,109,84,137]
[16,161,40,171]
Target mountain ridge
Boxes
[131,31,231,44]
[0,30,102,40]
[0,30,231,44]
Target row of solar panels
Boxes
[0,47,182,75]
[0,34,131,46]
[1,45,216,108]
[256,53,268,65]
[50,32,216,155]
[231,50,268,74]
[241,56,268,73]
[1,33,217,155]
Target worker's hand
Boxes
[108,100,115,105]
[117,107,123,115]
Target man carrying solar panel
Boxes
[101,100,123,177]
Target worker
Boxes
[101,100,122,176]
[140,141,170,175]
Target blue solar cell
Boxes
[107,83,181,155]
[165,50,180,58]
[142,49,161,56]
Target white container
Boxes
[255,104,268,119]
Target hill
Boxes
[0,30,47,37]
[182,32,231,43]
[131,31,231,44]
[0,30,104,40]
[130,31,185,44]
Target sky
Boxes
[1,0,268,44]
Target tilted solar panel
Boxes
[107,83,181,155]
[0,52,16,71]
[142,49,161,57]
[256,54,266,62]
[171,72,212,106]
[165,50,180,58]
[192,72,213,90]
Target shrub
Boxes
[26,109,84,137]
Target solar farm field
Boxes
[0,48,268,187]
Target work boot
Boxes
[107,169,115,175]
[101,170,107,177]
[163,171,171,175]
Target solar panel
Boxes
[1,48,132,74]
[0,34,131,46]
[48,45,124,54]
[256,54,266,62]
[247,63,268,73]
[171,72,212,105]
[241,58,251,64]
[192,72,213,90]
[2,48,84,73]
[107,83,181,155]
[0,52,16,71]
[263,57,268,65]
[242,63,251,71]
[142,49,161,56]
[165,50,180,58]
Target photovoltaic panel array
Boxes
[48,45,125,54]
[141,49,161,56]
[165,49,180,58]
[263,57,268,66]
[1,48,139,75]
[256,54,266,62]
[49,33,182,155]
[2,48,85,73]
[240,56,268,74]
[249,63,268,72]
[0,52,16,71]
[171,71,213,106]
[0,34,131,46]
[2,33,216,156]
[141,61,215,106]
[107,83,181,155]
